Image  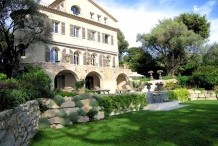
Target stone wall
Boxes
[38,94,104,129]
[0,100,40,146]
[188,90,217,100]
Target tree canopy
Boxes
[123,47,159,76]
[176,13,210,39]
[137,19,203,76]
[203,43,218,66]
[0,0,51,77]
[117,29,129,60]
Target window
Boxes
[104,17,107,24]
[97,15,101,22]
[82,28,85,39]
[111,35,114,45]
[102,33,109,44]
[91,54,95,66]
[90,12,94,19]
[74,52,79,65]
[52,21,59,33]
[51,47,59,62]
[70,25,80,37]
[88,29,96,41]
[61,22,65,35]
[71,6,80,15]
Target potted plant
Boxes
[75,79,85,94]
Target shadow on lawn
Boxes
[31,101,218,146]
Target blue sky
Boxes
[41,0,218,47]
[95,0,218,47]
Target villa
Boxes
[20,0,132,93]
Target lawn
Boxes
[29,101,218,146]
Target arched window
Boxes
[74,52,79,65]
[51,47,59,63]
[91,54,95,66]
[71,6,80,15]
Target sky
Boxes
[41,0,218,47]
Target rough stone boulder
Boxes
[78,116,89,123]
[61,101,75,108]
[38,98,59,109]
[94,111,104,120]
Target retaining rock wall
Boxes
[0,100,40,146]
[188,90,217,100]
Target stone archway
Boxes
[85,71,102,90]
[54,70,78,90]
[116,73,129,90]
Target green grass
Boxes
[29,101,218,146]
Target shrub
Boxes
[177,76,191,87]
[0,73,7,80]
[54,90,78,97]
[163,81,180,90]
[167,90,177,101]
[0,89,27,111]
[167,88,190,102]
[190,66,218,90]
[55,110,68,118]
[87,108,98,121]
[78,108,87,116]
[53,95,64,106]
[90,100,99,107]
[70,112,79,123]
[72,95,81,102]
[79,93,90,100]
[75,80,85,90]
[18,66,52,99]
[99,93,146,117]
[39,117,50,129]
[75,101,83,107]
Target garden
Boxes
[29,101,218,146]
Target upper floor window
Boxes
[70,25,80,37]
[104,17,108,24]
[52,21,59,33]
[88,29,96,41]
[71,6,80,15]
[90,12,94,19]
[97,15,101,22]
[102,33,109,44]
[51,47,60,63]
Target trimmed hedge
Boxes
[167,88,190,102]
[98,93,146,117]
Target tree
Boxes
[123,47,159,77]
[0,0,51,77]
[117,29,129,60]
[137,19,203,76]
[176,13,210,39]
[203,43,218,66]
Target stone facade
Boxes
[19,0,133,93]
[0,100,40,146]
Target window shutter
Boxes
[45,47,50,62]
[61,22,65,35]
[111,35,114,45]
[62,49,66,62]
[82,28,85,39]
